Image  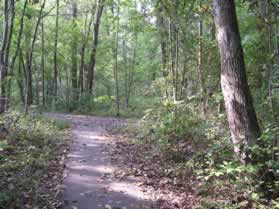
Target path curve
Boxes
[50,114,154,209]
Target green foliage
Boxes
[0,111,70,208]
[51,118,71,130]
[137,100,279,208]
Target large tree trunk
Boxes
[87,0,105,93]
[213,0,261,163]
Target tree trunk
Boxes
[213,0,261,163]
[123,40,128,108]
[126,34,137,109]
[198,1,207,114]
[17,50,25,104]
[112,1,120,116]
[4,0,15,110]
[25,0,46,113]
[87,0,105,93]
[169,20,176,101]
[41,20,45,106]
[53,0,59,99]
[8,0,28,106]
[0,0,10,113]
[71,2,78,98]
[174,24,179,101]
[80,10,94,94]
[157,6,169,98]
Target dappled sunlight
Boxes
[68,153,84,159]
[46,113,156,208]
[69,164,117,175]
[80,134,111,141]
[66,173,101,188]
[109,181,149,200]
[76,130,113,142]
[93,165,116,174]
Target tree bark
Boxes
[213,0,261,163]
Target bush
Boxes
[137,100,279,208]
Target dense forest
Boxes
[0,0,278,208]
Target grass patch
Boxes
[52,118,71,130]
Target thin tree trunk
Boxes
[79,46,85,94]
[87,0,105,93]
[213,0,261,163]
[17,50,25,104]
[53,0,59,99]
[4,0,15,110]
[180,58,188,98]
[126,34,138,108]
[25,0,46,113]
[123,40,129,108]
[275,21,279,65]
[80,9,95,94]
[175,25,179,100]
[71,2,78,99]
[65,63,70,111]
[157,6,169,98]
[34,63,39,105]
[169,20,176,101]
[8,0,28,106]
[266,8,277,122]
[41,20,45,106]
[112,1,120,116]
[198,1,206,115]
[0,0,10,113]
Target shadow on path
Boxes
[50,114,156,209]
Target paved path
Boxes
[50,114,154,209]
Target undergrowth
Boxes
[44,94,160,118]
[0,111,70,209]
[129,99,279,208]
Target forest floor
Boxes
[50,113,196,209]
